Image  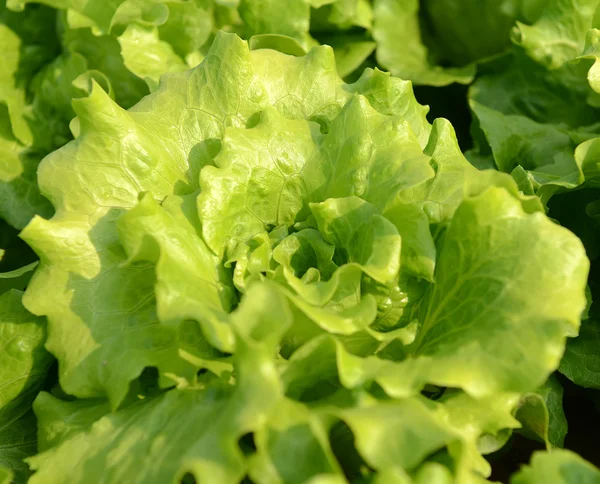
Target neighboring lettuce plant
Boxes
[7,32,590,482]
[0,257,51,483]
[417,0,600,408]
[371,0,600,459]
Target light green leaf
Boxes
[21,32,268,405]
[272,229,337,280]
[249,44,348,124]
[0,4,59,145]
[157,0,213,62]
[0,113,52,229]
[311,0,372,31]
[118,192,236,353]
[7,0,168,34]
[318,34,376,78]
[64,28,149,108]
[510,449,600,483]
[336,398,456,473]
[332,392,519,483]
[338,187,588,398]
[580,28,600,95]
[0,261,37,295]
[117,24,187,91]
[239,0,311,47]
[199,94,432,259]
[33,393,110,452]
[303,95,433,212]
[27,284,289,484]
[346,68,432,148]
[381,202,435,281]
[198,107,317,259]
[0,258,52,482]
[438,391,520,480]
[0,290,51,423]
[403,118,477,224]
[248,398,342,483]
[512,0,599,70]
[280,264,378,342]
[310,197,401,284]
[249,34,307,57]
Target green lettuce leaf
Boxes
[512,0,599,70]
[0,251,52,482]
[27,283,290,484]
[515,374,568,448]
[336,187,588,398]
[560,318,600,388]
[372,0,475,86]
[510,449,600,483]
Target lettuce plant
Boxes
[1,1,600,483]
[0,29,593,482]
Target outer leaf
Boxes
[372,0,475,86]
[0,411,37,484]
[157,0,214,61]
[64,28,149,108]
[512,0,600,70]
[117,24,187,91]
[27,284,290,484]
[318,35,375,78]
[0,256,52,482]
[423,0,522,66]
[469,53,600,128]
[118,193,236,353]
[0,113,52,229]
[402,118,477,225]
[560,318,600,388]
[21,32,268,405]
[580,28,600,95]
[33,393,110,452]
[515,374,568,448]
[332,392,519,483]
[345,69,432,148]
[239,0,311,47]
[510,449,600,483]
[7,0,168,33]
[0,4,58,227]
[303,95,433,212]
[0,3,59,145]
[337,398,456,473]
[338,188,588,398]
[438,391,521,481]
[0,290,51,421]
[248,398,343,483]
[470,100,585,196]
